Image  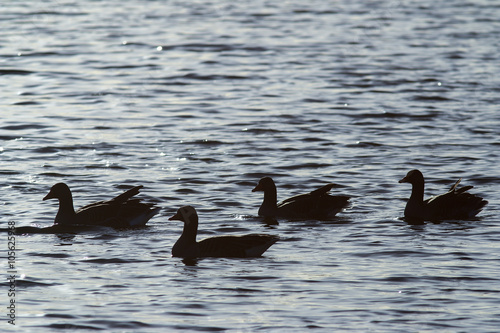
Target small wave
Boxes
[30,252,71,258]
[44,314,78,319]
[212,200,243,208]
[170,324,226,331]
[292,9,337,15]
[44,323,103,330]
[17,51,68,57]
[277,162,332,170]
[228,275,279,281]
[27,10,85,16]
[182,139,227,146]
[162,73,265,81]
[343,111,439,121]
[39,172,70,177]
[83,258,138,264]
[302,98,328,103]
[0,69,33,75]
[174,188,203,194]
[157,43,268,53]
[345,141,385,148]
[13,101,40,105]
[411,95,453,101]
[0,170,21,175]
[353,250,431,258]
[85,164,127,170]
[166,311,206,317]
[1,279,59,288]
[93,64,160,70]
[32,143,118,153]
[1,124,49,131]
[241,128,284,134]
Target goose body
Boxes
[399,169,487,221]
[169,205,279,258]
[252,177,349,219]
[43,183,160,227]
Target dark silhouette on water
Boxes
[252,177,349,219]
[399,169,488,222]
[43,183,160,227]
[169,205,279,258]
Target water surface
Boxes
[1,0,499,331]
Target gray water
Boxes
[1,0,499,331]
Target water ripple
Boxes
[1,0,499,331]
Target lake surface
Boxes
[1,0,499,331]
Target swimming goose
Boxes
[169,205,279,258]
[252,177,349,219]
[43,183,160,227]
[399,169,488,221]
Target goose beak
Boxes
[169,212,182,221]
[43,191,54,201]
[252,183,263,192]
[398,176,408,184]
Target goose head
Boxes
[43,183,72,201]
[252,177,275,192]
[399,169,424,185]
[169,205,198,225]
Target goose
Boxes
[43,183,160,227]
[252,177,349,219]
[169,205,279,258]
[399,169,488,221]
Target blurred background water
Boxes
[1,0,499,331]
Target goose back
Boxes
[399,169,488,221]
[253,177,349,219]
[44,183,159,227]
[170,206,279,258]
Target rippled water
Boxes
[2,0,500,331]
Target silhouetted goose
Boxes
[399,169,488,221]
[43,183,160,227]
[169,205,279,258]
[252,177,349,219]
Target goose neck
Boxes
[410,181,425,203]
[180,217,198,243]
[263,183,278,208]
